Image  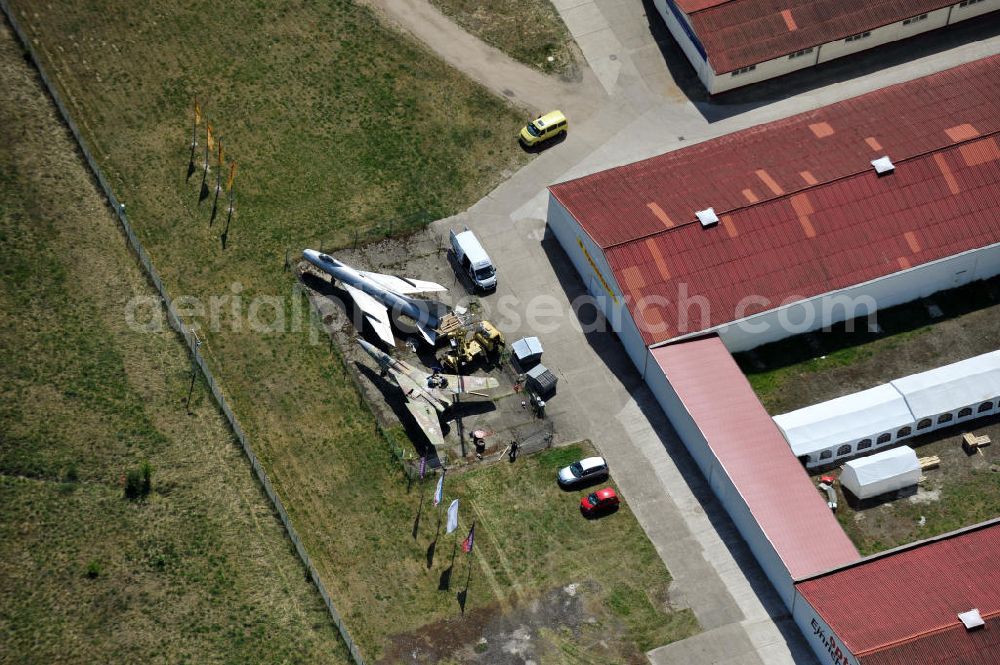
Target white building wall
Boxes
[546,196,651,375]
[817,8,949,64]
[709,243,1000,353]
[651,0,716,92]
[644,346,797,608]
[657,0,996,92]
[791,590,861,665]
[950,0,1000,22]
[712,47,819,93]
[895,7,951,38]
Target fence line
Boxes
[0,4,365,662]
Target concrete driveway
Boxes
[406,6,1000,664]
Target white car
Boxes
[557,456,609,489]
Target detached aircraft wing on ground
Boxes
[358,339,500,449]
[403,400,446,449]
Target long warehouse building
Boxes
[654,0,1000,93]
[549,55,1000,374]
[545,57,1000,664]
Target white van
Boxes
[450,228,497,291]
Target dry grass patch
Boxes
[428,0,579,78]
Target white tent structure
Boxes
[774,384,913,468]
[840,446,920,500]
[891,350,1000,435]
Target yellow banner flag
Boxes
[206,123,215,154]
[217,139,224,168]
[227,161,237,192]
[194,99,202,126]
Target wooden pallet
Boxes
[436,313,467,336]
[918,455,940,470]
[962,432,991,453]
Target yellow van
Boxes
[519,110,568,147]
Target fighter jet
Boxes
[358,338,499,449]
[303,249,449,346]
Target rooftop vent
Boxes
[958,609,984,630]
[871,156,894,175]
[696,207,719,227]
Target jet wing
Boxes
[360,270,447,295]
[342,282,395,346]
[404,399,445,448]
[437,374,500,396]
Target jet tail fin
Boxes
[415,321,437,346]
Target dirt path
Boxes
[360,0,606,120]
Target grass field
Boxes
[0,24,350,663]
[427,0,578,78]
[4,2,692,660]
[383,443,698,661]
[826,420,1000,556]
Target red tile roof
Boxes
[797,521,1000,663]
[549,57,1000,346]
[860,616,1000,665]
[678,0,965,73]
[651,336,859,580]
[675,0,729,12]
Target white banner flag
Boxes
[433,472,444,506]
[446,499,459,534]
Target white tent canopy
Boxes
[891,350,1000,420]
[840,446,920,500]
[774,384,913,458]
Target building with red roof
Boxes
[648,335,859,607]
[793,519,1000,665]
[651,0,999,92]
[545,58,1000,665]
[548,56,1000,374]
[654,334,1000,665]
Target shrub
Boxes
[124,462,153,500]
[85,560,101,579]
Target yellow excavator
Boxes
[440,321,505,372]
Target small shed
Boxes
[525,364,557,397]
[840,446,920,500]
[511,337,544,368]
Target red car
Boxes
[580,487,619,516]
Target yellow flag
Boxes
[206,123,215,154]
[194,99,202,126]
[217,139,224,168]
[227,161,237,192]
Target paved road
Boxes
[371,2,1000,662]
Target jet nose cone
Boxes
[356,337,380,357]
